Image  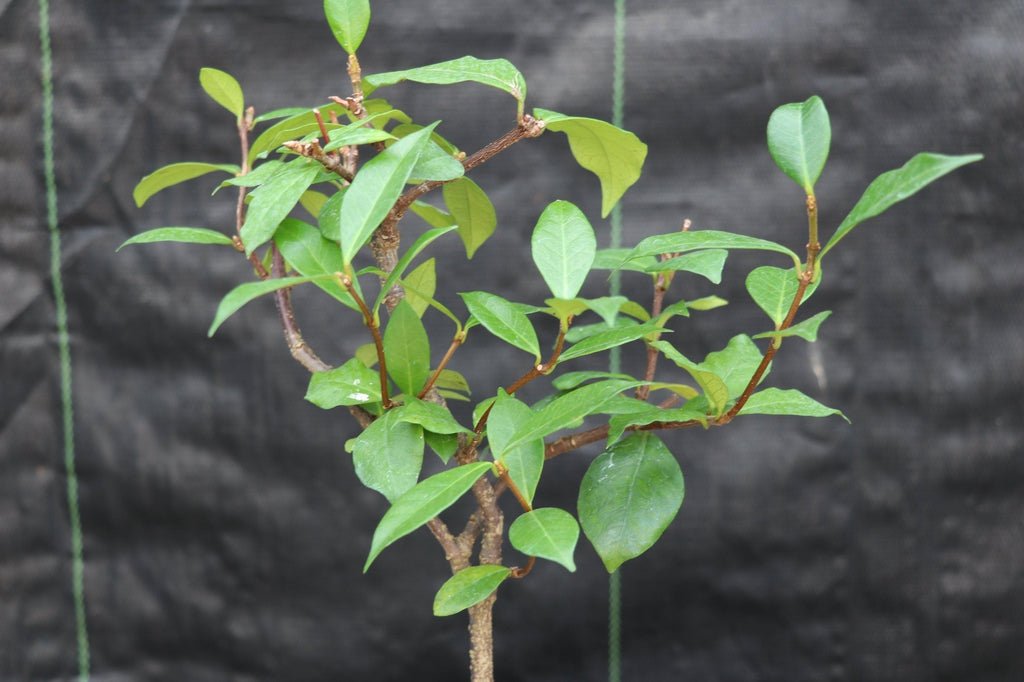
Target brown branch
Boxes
[339,273,392,409]
[427,517,469,572]
[418,334,464,399]
[636,271,669,401]
[282,140,354,182]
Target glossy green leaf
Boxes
[499,380,637,456]
[740,388,848,422]
[383,300,431,397]
[410,200,455,228]
[366,56,527,114]
[365,461,493,571]
[133,162,239,207]
[558,321,661,363]
[318,189,345,242]
[424,431,458,464]
[534,108,647,217]
[373,226,456,313]
[564,318,638,344]
[443,177,496,259]
[650,341,730,415]
[509,508,579,572]
[350,409,424,503]
[355,343,378,368]
[433,565,511,617]
[530,200,596,300]
[646,249,728,284]
[435,369,470,396]
[248,103,345,160]
[391,123,460,156]
[208,276,322,337]
[700,334,765,400]
[551,371,634,392]
[487,392,543,505]
[299,190,329,219]
[655,300,689,325]
[215,160,285,193]
[397,398,471,435]
[403,257,436,318]
[745,265,818,327]
[240,160,321,255]
[821,152,983,258]
[199,67,244,120]
[305,357,381,408]
[578,433,684,573]
[253,107,310,124]
[580,296,627,327]
[273,218,359,310]
[410,141,465,182]
[592,248,658,273]
[766,95,830,193]
[754,310,832,342]
[627,230,801,270]
[606,398,709,446]
[324,0,371,54]
[321,125,395,152]
[341,124,437,266]
[117,227,233,251]
[460,291,540,359]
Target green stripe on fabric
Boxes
[38,1,91,679]
[608,1,626,681]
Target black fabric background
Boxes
[3,1,1023,680]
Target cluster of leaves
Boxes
[122,0,980,621]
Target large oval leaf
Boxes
[324,0,371,54]
[240,160,321,255]
[133,162,239,207]
[739,387,848,421]
[117,227,233,251]
[340,123,437,266]
[199,67,244,121]
[433,565,511,617]
[460,291,540,359]
[766,95,830,194]
[383,300,431,397]
[364,461,493,571]
[274,218,360,310]
[509,507,580,572]
[365,56,527,113]
[821,152,983,258]
[349,409,424,503]
[627,230,801,270]
[578,433,684,573]
[443,177,496,259]
[531,200,596,301]
[535,108,648,217]
[557,320,661,363]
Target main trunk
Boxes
[468,594,496,682]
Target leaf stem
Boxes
[339,273,393,408]
[635,269,669,401]
[418,333,464,399]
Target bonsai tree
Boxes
[121,1,980,679]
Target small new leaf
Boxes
[531,200,597,300]
[199,67,244,121]
[745,266,819,327]
[766,95,831,193]
[383,300,431,397]
[133,162,239,207]
[753,310,832,342]
[433,565,511,617]
[305,358,381,408]
[324,0,371,54]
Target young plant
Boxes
[122,2,981,679]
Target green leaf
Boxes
[373,226,455,313]
[740,388,848,422]
[821,152,983,258]
[299,190,329,219]
[650,341,730,416]
[340,124,437,266]
[578,433,684,573]
[580,296,627,327]
[324,0,371,54]
[215,160,285,193]
[754,310,832,342]
[766,95,831,193]
[305,358,381,408]
[655,300,689,325]
[240,161,321,255]
[117,227,233,251]
[699,334,765,400]
[551,371,633,392]
[133,162,239,207]
[460,291,540,359]
[498,380,637,456]
[558,321,661,363]
[321,125,396,152]
[410,141,465,182]
[687,295,728,312]
[248,102,346,160]
[745,265,819,327]
[606,398,709,446]
[391,123,461,156]
[534,108,648,217]
[509,508,579,572]
[646,249,728,284]
[487,392,543,505]
[410,201,455,228]
[397,398,471,435]
[366,56,527,114]
[425,431,458,464]
[403,257,436,318]
[365,462,493,571]
[274,219,360,310]
[350,409,424,503]
[199,67,244,121]
[253,107,310,124]
[531,200,597,300]
[564,318,638,344]
[383,300,431,397]
[318,190,345,242]
[435,369,470,396]
[208,276,323,337]
[628,230,801,270]
[433,565,511,617]
[592,248,658,273]
[443,178,497,259]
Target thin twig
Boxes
[339,273,392,408]
[418,334,464,399]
